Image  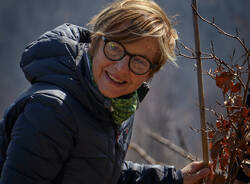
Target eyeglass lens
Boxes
[104,41,151,75]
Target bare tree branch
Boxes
[147,131,199,162]
[191,0,209,167]
[129,142,164,165]
[192,4,250,55]
[176,2,250,183]
[177,52,213,60]
[210,53,246,90]
[177,40,196,54]
[243,60,250,104]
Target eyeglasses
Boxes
[102,36,157,75]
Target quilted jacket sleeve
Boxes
[118,161,183,184]
[0,94,76,184]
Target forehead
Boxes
[121,37,160,63]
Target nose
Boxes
[113,55,130,73]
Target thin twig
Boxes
[210,53,246,89]
[192,4,249,55]
[147,131,198,162]
[177,35,247,91]
[176,40,212,59]
[177,52,213,60]
[177,40,195,53]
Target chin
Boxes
[103,93,118,99]
[103,92,125,99]
[99,88,129,99]
[99,89,119,99]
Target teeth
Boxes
[108,73,124,83]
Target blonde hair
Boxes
[88,0,178,76]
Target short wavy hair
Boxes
[87,0,178,76]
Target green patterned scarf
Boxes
[87,54,138,125]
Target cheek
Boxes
[92,54,112,83]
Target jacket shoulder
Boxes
[2,83,79,140]
[20,23,91,69]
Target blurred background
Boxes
[0,0,249,170]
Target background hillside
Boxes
[0,0,249,169]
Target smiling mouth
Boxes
[106,72,127,84]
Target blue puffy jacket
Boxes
[0,23,183,184]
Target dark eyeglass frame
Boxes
[102,36,157,75]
